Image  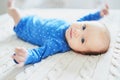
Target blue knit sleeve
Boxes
[24,39,63,65]
[77,11,102,22]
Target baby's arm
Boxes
[77,11,102,21]
[12,40,62,65]
[77,4,109,21]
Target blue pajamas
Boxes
[14,11,102,65]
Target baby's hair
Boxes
[74,47,108,55]
[80,49,108,55]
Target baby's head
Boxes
[65,21,110,55]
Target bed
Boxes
[0,9,120,80]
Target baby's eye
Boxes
[81,38,85,44]
[82,24,86,30]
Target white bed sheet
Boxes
[0,9,120,80]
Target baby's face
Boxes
[65,21,109,53]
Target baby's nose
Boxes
[73,28,80,38]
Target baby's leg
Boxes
[8,0,21,26]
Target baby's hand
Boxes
[100,4,109,17]
[12,47,28,66]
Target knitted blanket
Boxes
[0,9,120,80]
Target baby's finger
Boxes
[15,47,27,57]
[17,52,27,57]
[16,54,25,62]
[12,54,18,64]
[105,4,109,9]
[12,55,20,64]
[12,54,25,64]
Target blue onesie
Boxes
[14,11,102,65]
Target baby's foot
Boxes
[8,0,15,9]
[100,4,109,17]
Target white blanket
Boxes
[0,9,120,80]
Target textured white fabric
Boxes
[0,9,120,80]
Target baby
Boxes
[8,0,110,66]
